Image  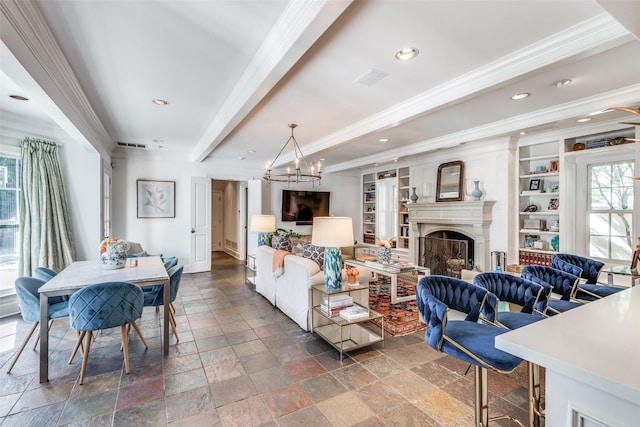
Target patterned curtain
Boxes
[19,138,75,276]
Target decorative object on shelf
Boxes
[525,235,540,248]
[535,165,547,173]
[137,179,176,218]
[523,203,538,212]
[550,235,560,251]
[548,198,559,210]
[99,237,129,270]
[345,266,360,284]
[471,180,483,201]
[549,160,559,172]
[263,124,322,185]
[523,219,544,230]
[436,160,464,202]
[549,220,559,232]
[529,179,541,191]
[410,187,419,203]
[311,216,354,291]
[572,142,586,151]
[250,214,276,247]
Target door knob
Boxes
[191,228,195,234]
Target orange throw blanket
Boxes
[272,250,291,278]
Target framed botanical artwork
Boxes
[137,179,175,218]
[529,179,541,191]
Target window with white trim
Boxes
[587,161,634,261]
[0,153,21,294]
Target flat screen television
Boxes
[281,190,330,225]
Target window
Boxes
[588,161,634,261]
[0,154,21,294]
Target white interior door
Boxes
[191,177,211,273]
[211,190,223,251]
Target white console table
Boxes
[496,286,640,425]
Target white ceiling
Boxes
[1,0,639,177]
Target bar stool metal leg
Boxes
[528,362,543,427]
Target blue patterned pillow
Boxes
[302,242,325,269]
[271,235,292,252]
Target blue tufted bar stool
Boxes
[551,253,624,301]
[473,272,548,330]
[520,265,584,315]
[68,281,144,384]
[417,275,540,426]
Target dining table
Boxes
[38,256,170,383]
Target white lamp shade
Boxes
[250,214,276,233]
[311,217,354,247]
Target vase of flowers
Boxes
[377,238,393,264]
[99,237,129,270]
[345,266,360,284]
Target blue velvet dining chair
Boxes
[6,277,70,373]
[34,267,58,282]
[67,281,144,384]
[162,257,178,271]
[142,264,183,341]
[551,253,625,301]
[520,265,584,315]
[417,275,541,426]
[473,272,548,329]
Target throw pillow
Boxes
[302,242,325,269]
[271,235,292,252]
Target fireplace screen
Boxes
[418,234,473,278]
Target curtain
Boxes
[19,138,75,276]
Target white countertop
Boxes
[496,285,640,406]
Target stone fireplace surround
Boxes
[407,201,495,272]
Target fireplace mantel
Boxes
[407,201,495,271]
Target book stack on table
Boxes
[339,305,369,321]
[320,294,353,317]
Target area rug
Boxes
[368,273,425,336]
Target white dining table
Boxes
[38,256,170,383]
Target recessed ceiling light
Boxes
[588,110,605,116]
[379,138,389,142]
[9,94,29,101]
[395,47,419,61]
[392,158,398,162]
[577,117,592,123]
[520,131,527,135]
[511,93,530,100]
[248,150,256,154]
[553,79,572,88]
[152,99,169,105]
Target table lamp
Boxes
[250,214,276,247]
[311,216,354,291]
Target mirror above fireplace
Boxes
[436,160,464,202]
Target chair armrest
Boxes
[423,296,447,350]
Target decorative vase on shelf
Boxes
[471,180,483,201]
[100,250,127,270]
[378,247,391,265]
[410,187,419,203]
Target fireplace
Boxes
[419,231,474,278]
[407,201,495,272]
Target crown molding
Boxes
[0,0,112,158]
[278,13,631,167]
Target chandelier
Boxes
[263,124,322,185]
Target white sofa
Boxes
[255,245,325,331]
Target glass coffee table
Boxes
[344,259,429,303]
[603,265,639,287]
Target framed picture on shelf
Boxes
[525,234,540,248]
[529,179,541,191]
[137,179,176,218]
[632,250,639,269]
[549,160,559,172]
[548,198,559,210]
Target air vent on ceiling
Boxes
[354,68,388,87]
[117,141,147,149]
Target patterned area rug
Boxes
[368,273,425,336]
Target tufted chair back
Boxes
[552,254,602,284]
[162,257,178,271]
[15,277,69,323]
[521,265,579,301]
[69,281,143,332]
[34,267,57,282]
[143,264,183,307]
[473,272,547,322]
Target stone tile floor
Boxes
[0,253,537,426]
